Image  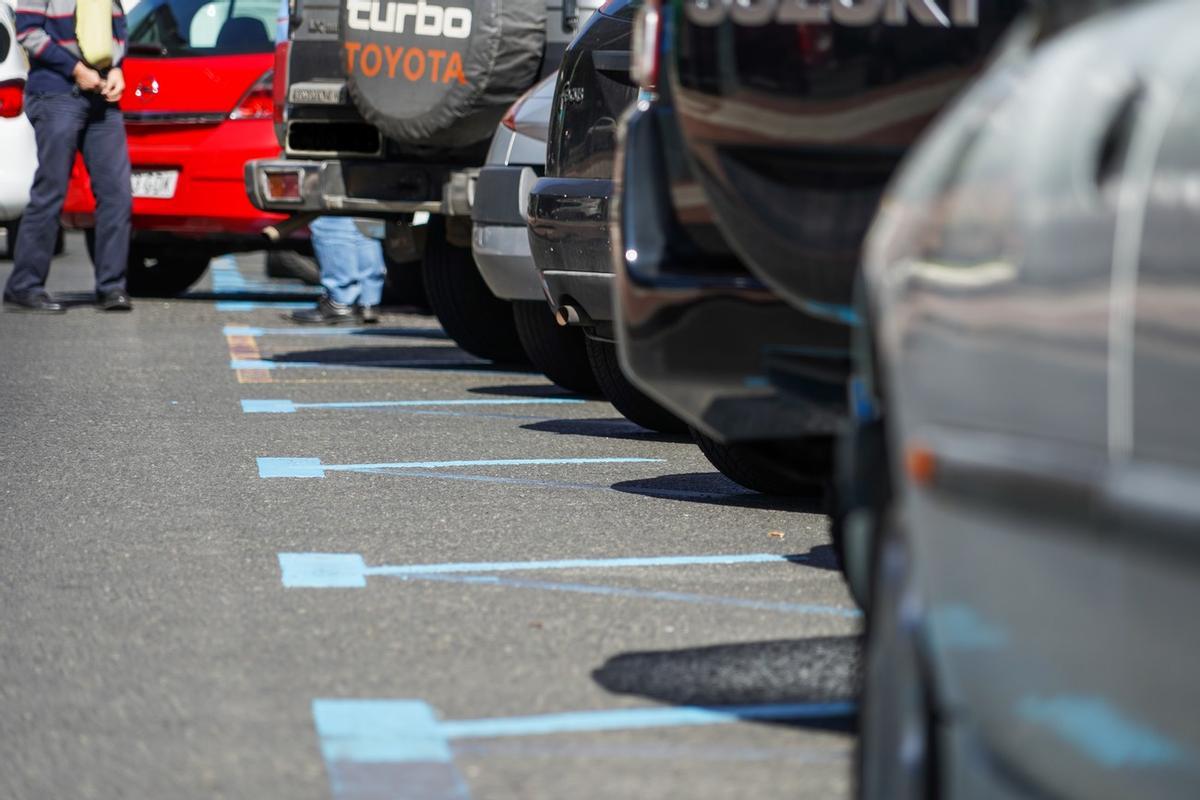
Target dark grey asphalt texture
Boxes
[0,239,861,800]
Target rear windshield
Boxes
[127,0,277,57]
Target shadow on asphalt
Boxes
[791,543,843,573]
[592,637,861,733]
[522,416,692,444]
[611,472,826,512]
[268,345,537,374]
[467,383,590,400]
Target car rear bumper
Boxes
[614,101,850,444]
[245,157,474,218]
[527,175,615,331]
[471,165,542,301]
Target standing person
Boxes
[288,217,386,325]
[3,0,132,313]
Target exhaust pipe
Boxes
[555,305,582,327]
[263,212,319,242]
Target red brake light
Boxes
[272,41,289,126]
[230,70,274,121]
[632,0,662,92]
[0,80,25,119]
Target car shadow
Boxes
[522,417,692,444]
[592,636,861,733]
[268,345,538,374]
[467,383,591,400]
[611,471,826,512]
[184,289,322,302]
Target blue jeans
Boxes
[309,216,386,307]
[7,92,131,297]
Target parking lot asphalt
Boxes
[0,237,861,800]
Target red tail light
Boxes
[273,41,289,126]
[0,79,25,119]
[632,0,662,92]
[230,70,274,120]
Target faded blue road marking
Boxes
[217,301,313,311]
[313,700,470,800]
[224,325,447,338]
[258,456,662,478]
[280,553,367,588]
[229,358,530,377]
[438,702,857,739]
[241,397,585,414]
[279,552,800,588]
[354,468,612,492]
[414,573,862,618]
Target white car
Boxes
[0,1,38,257]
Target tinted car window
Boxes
[0,12,10,64]
[1132,73,1200,469]
[128,0,277,56]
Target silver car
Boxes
[856,1,1200,797]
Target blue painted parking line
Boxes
[258,456,661,478]
[229,358,531,377]
[217,300,315,311]
[208,255,323,296]
[241,397,586,414]
[279,551,800,587]
[413,573,862,618]
[223,325,448,339]
[313,698,856,799]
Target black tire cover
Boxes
[341,0,546,147]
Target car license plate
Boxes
[131,170,179,199]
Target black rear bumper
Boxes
[614,101,851,444]
[527,176,616,334]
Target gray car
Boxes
[856,1,1200,797]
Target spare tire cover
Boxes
[341,0,546,147]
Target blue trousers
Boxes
[309,216,386,307]
[6,92,131,297]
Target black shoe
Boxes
[287,296,355,325]
[3,291,66,314]
[97,291,133,311]
[356,305,380,324]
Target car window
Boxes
[1131,71,1200,469]
[127,0,276,56]
[0,7,11,65]
[598,0,639,21]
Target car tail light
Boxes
[273,41,289,126]
[631,0,662,92]
[230,70,273,120]
[0,79,25,118]
[260,168,304,203]
[501,80,543,132]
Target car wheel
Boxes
[266,250,321,285]
[858,518,936,800]
[691,428,830,495]
[512,301,602,395]
[584,337,688,433]
[421,216,526,362]
[126,246,211,297]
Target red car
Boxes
[62,0,290,296]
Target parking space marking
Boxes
[209,255,323,296]
[412,573,862,617]
[313,699,856,799]
[223,325,448,339]
[279,552,799,587]
[226,335,274,384]
[241,398,586,414]
[258,456,661,479]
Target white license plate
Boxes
[131,170,179,199]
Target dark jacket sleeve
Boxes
[15,0,80,79]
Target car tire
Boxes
[421,216,527,362]
[266,250,320,285]
[86,232,212,297]
[857,519,935,800]
[584,337,688,433]
[513,301,602,395]
[126,248,211,297]
[691,428,830,495]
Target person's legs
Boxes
[353,224,386,310]
[79,97,132,296]
[5,94,88,299]
[310,216,362,306]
